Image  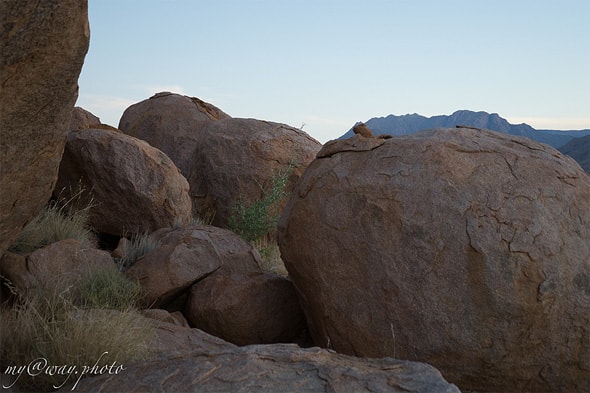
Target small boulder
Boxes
[278,128,590,392]
[125,225,262,308]
[188,118,322,228]
[70,107,101,131]
[0,239,115,296]
[119,92,230,176]
[55,127,192,236]
[186,270,306,345]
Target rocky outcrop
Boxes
[119,92,231,176]
[0,1,90,256]
[188,118,322,228]
[54,127,192,236]
[125,225,262,308]
[0,239,114,296]
[65,314,460,393]
[278,129,590,392]
[186,270,306,345]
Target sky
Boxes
[77,0,590,143]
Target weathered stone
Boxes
[186,270,306,345]
[55,128,192,236]
[188,118,322,228]
[141,309,190,328]
[0,1,90,256]
[318,134,385,158]
[65,315,460,393]
[119,92,230,176]
[70,107,101,131]
[278,128,590,392]
[126,225,262,308]
[0,239,115,296]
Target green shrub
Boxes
[228,164,292,242]
[9,187,96,254]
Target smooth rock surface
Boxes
[119,92,230,176]
[186,270,306,345]
[55,128,192,236]
[0,0,90,255]
[126,225,262,307]
[65,315,460,393]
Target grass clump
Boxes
[117,231,161,271]
[0,271,152,392]
[73,267,142,310]
[9,187,95,254]
[253,237,288,277]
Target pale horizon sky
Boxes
[77,0,590,143]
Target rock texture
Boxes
[55,127,192,236]
[188,118,322,228]
[278,129,590,392]
[126,225,262,308]
[186,270,306,345]
[0,239,114,296]
[119,92,230,176]
[0,1,90,256]
[69,107,101,131]
[65,314,460,393]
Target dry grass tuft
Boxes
[253,237,288,277]
[0,271,153,392]
[9,186,96,254]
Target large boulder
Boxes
[278,129,590,392]
[65,313,460,393]
[185,270,306,345]
[55,127,192,236]
[188,118,322,228]
[126,225,262,308]
[119,92,231,176]
[0,1,90,256]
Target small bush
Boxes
[228,164,292,242]
[0,274,153,392]
[9,187,96,254]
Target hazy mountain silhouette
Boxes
[558,135,590,173]
[341,110,590,149]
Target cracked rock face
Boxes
[278,128,590,392]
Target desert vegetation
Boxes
[8,187,96,254]
[228,164,294,276]
[0,270,152,391]
[1,193,153,392]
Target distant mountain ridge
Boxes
[341,110,590,149]
[558,134,590,173]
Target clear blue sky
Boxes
[77,0,590,143]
